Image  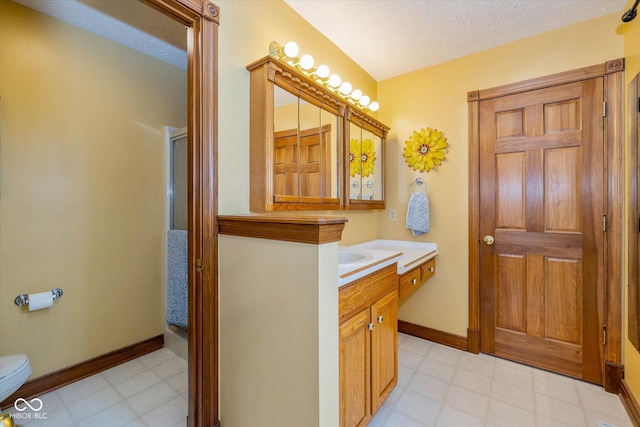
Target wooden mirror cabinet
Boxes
[345,107,388,209]
[247,56,388,212]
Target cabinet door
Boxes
[340,308,372,427]
[370,291,398,413]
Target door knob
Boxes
[483,235,495,245]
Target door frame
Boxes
[467,59,624,392]
[140,0,220,425]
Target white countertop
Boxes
[338,239,438,287]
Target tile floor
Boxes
[2,334,634,427]
[4,348,188,427]
[370,333,633,427]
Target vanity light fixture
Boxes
[268,40,380,112]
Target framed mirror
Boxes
[629,72,640,351]
[248,57,345,211]
[344,106,389,209]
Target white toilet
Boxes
[0,355,32,403]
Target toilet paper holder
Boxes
[14,288,63,307]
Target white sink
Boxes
[338,250,371,265]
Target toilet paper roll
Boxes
[28,291,54,311]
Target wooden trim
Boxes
[398,320,467,351]
[604,361,623,394]
[469,58,624,101]
[217,215,347,244]
[141,1,220,426]
[467,328,480,354]
[468,59,624,385]
[468,92,480,350]
[604,67,625,371]
[620,379,640,427]
[0,335,163,410]
[629,74,640,351]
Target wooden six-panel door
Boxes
[479,79,605,383]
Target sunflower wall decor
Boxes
[403,127,448,172]
[349,138,376,177]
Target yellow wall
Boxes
[378,13,624,336]
[624,0,640,405]
[0,0,186,377]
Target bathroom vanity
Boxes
[337,240,438,427]
[339,264,398,427]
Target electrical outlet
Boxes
[389,208,397,221]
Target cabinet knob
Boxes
[428,267,434,272]
[378,315,384,323]
[411,278,417,285]
[368,323,375,331]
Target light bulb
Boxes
[368,101,379,112]
[315,64,330,79]
[327,74,341,88]
[283,41,299,58]
[299,54,314,70]
[359,95,371,107]
[350,89,362,101]
[339,82,352,95]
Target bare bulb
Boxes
[350,89,363,101]
[368,101,379,112]
[359,95,371,107]
[316,64,330,79]
[283,41,299,58]
[339,82,353,95]
[299,54,314,70]
[328,74,341,88]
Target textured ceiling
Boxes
[284,0,628,81]
[15,0,629,79]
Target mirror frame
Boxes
[248,56,346,211]
[140,1,219,426]
[344,106,389,209]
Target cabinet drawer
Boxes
[339,264,397,323]
[421,258,436,282]
[398,266,421,299]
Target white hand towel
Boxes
[406,192,430,236]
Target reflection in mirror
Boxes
[321,107,339,199]
[348,122,382,201]
[349,122,363,199]
[272,84,338,202]
[273,86,299,198]
[362,128,382,201]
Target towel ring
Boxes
[409,178,428,194]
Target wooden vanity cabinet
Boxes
[339,264,398,427]
[398,257,436,299]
